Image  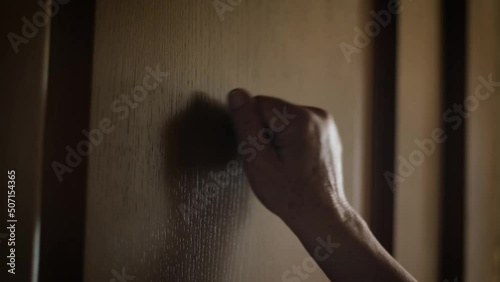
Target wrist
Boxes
[282,197,357,238]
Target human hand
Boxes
[227,89,352,226]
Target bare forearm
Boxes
[285,202,416,282]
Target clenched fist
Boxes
[227,88,351,226]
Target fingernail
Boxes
[228,89,250,110]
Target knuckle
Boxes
[301,110,315,123]
[294,111,319,134]
[308,106,330,120]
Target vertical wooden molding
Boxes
[440,0,466,280]
[369,0,398,253]
[39,0,95,281]
[0,1,51,281]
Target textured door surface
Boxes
[84,0,370,281]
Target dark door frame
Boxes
[439,0,466,280]
[369,0,398,254]
[39,1,95,281]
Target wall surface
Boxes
[465,0,500,281]
[394,0,441,281]
[84,0,369,281]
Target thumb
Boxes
[227,88,260,142]
[227,89,278,165]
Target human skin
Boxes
[227,89,416,282]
